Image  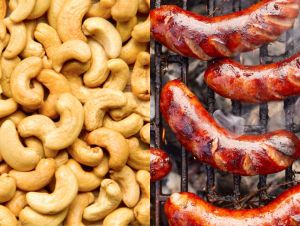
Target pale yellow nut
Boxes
[0,34,9,58]
[140,123,150,144]
[120,38,148,65]
[87,128,129,171]
[9,0,36,23]
[5,190,27,217]
[134,198,150,226]
[0,110,26,127]
[10,57,44,110]
[0,173,16,203]
[138,0,149,14]
[126,137,150,171]
[0,0,7,19]
[135,98,150,122]
[0,163,11,174]
[0,20,6,40]
[110,165,140,208]
[26,165,78,214]
[86,0,116,18]
[0,94,18,119]
[42,56,52,69]
[0,205,17,226]
[103,208,134,226]
[24,137,45,159]
[54,151,69,169]
[57,0,91,42]
[111,0,139,22]
[47,0,66,30]
[61,60,91,76]
[132,16,150,43]
[116,16,138,43]
[136,170,150,199]
[27,0,51,19]
[82,17,122,59]
[93,155,109,178]
[83,179,122,222]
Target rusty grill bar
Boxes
[151,0,300,225]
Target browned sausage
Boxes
[150,148,172,182]
[151,0,300,60]
[160,80,300,176]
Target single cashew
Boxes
[0,163,11,174]
[127,137,150,171]
[5,190,27,217]
[24,137,45,159]
[62,60,91,76]
[116,16,138,43]
[27,0,51,19]
[140,123,150,144]
[26,165,78,214]
[87,128,129,171]
[83,39,109,88]
[3,18,26,59]
[0,120,40,171]
[65,192,95,226]
[10,57,44,110]
[57,0,90,42]
[83,179,122,221]
[0,0,6,19]
[120,38,147,65]
[47,0,66,30]
[9,0,36,23]
[134,198,150,226]
[93,154,109,178]
[138,0,149,14]
[0,205,17,226]
[0,91,18,119]
[111,0,139,22]
[84,89,127,131]
[103,208,134,226]
[87,0,116,18]
[54,151,69,168]
[82,17,122,59]
[68,138,103,167]
[37,69,71,119]
[136,170,150,199]
[9,158,56,191]
[66,159,102,192]
[132,16,150,43]
[19,207,68,226]
[0,174,16,203]
[110,165,140,208]
[103,59,129,91]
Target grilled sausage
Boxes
[160,80,300,176]
[165,187,300,226]
[204,53,300,103]
[151,0,300,60]
[150,148,172,182]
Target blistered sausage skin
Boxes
[160,80,300,176]
[150,0,300,60]
[204,53,300,103]
[165,187,300,226]
[150,148,172,182]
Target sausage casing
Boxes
[150,148,172,182]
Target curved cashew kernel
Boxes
[26,165,78,214]
[27,0,51,19]
[138,0,149,14]
[110,165,140,208]
[62,60,91,76]
[0,94,18,119]
[134,198,150,226]
[9,0,36,23]
[117,16,138,43]
[57,0,90,42]
[68,138,103,167]
[87,0,116,18]
[9,159,56,191]
[131,51,150,100]
[0,174,16,203]
[0,56,20,97]
[84,89,127,131]
[66,192,95,226]
[83,179,122,221]
[0,120,40,171]
[37,69,71,119]
[103,208,134,226]
[66,159,102,192]
[93,154,109,178]
[5,190,26,217]
[83,39,109,88]
[111,0,139,22]
[140,123,150,144]
[132,16,150,43]
[87,128,129,171]
[82,17,122,59]
[19,206,68,226]
[47,0,66,30]
[3,18,26,59]
[127,137,150,171]
[136,170,150,199]
[135,98,150,122]
[0,163,11,174]
[0,0,6,19]
[103,59,129,91]
[24,137,45,159]
[120,38,147,65]
[18,93,84,155]
[10,57,44,110]
[0,205,17,226]
[54,151,69,168]
[103,113,144,138]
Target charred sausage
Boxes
[150,148,172,182]
[160,80,300,176]
[151,0,300,60]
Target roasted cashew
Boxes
[65,192,95,226]
[24,137,45,159]
[103,113,144,138]
[0,90,18,119]
[93,154,109,178]
[27,0,51,19]
[87,0,115,18]
[68,138,103,167]
[109,92,138,120]
[0,110,26,127]
[47,0,66,30]
[54,151,69,168]
[19,207,68,226]
[9,158,56,191]
[138,0,150,14]
[120,38,147,65]
[83,179,122,221]
[140,123,150,144]
[0,0,6,19]
[87,128,129,171]
[57,0,90,42]
[5,190,27,217]
[66,159,102,192]
[103,208,134,226]
[0,173,16,203]
[0,205,17,226]
[116,16,138,43]
[127,137,150,171]
[136,170,150,199]
[26,165,78,214]
[111,0,139,22]
[132,16,150,43]
[82,17,122,59]
[135,98,150,122]
[9,0,36,23]
[83,39,109,88]
[84,89,127,131]
[0,120,41,171]
[110,165,140,208]
[134,198,150,226]
[61,60,91,76]
[103,59,129,91]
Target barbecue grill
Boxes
[150,0,300,225]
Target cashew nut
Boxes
[57,0,90,42]
[0,110,26,126]
[0,163,11,174]
[132,16,150,43]
[24,137,45,159]
[9,158,56,191]
[0,173,16,203]
[110,165,140,208]
[82,17,122,59]
[86,128,129,171]
[109,92,137,121]
[126,137,150,171]
[27,0,51,19]
[120,38,147,65]
[47,0,66,30]
[103,208,135,226]
[0,0,6,19]
[0,90,18,119]
[54,151,69,168]
[116,16,138,43]
[26,165,78,214]
[135,98,150,122]
[111,0,139,22]
[9,0,36,23]
[0,205,17,226]
[93,154,109,178]
[5,190,27,217]
[87,0,116,18]
[140,123,150,144]
[138,0,149,14]
[136,170,150,199]
[83,179,122,221]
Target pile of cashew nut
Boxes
[0,0,150,225]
